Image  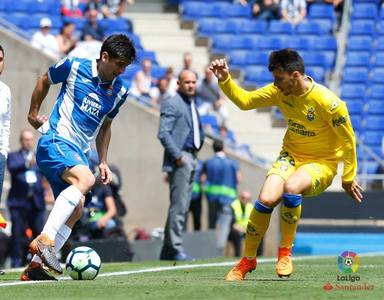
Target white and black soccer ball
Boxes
[65,246,101,280]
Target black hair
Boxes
[60,22,74,35]
[0,45,4,56]
[100,34,136,64]
[268,48,305,75]
[213,139,224,153]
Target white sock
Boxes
[32,224,72,264]
[42,185,83,241]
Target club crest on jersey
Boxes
[330,99,339,111]
[107,85,113,96]
[307,107,315,121]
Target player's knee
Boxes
[78,174,96,192]
[258,192,278,208]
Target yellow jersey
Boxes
[219,76,357,183]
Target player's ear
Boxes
[101,51,110,63]
[291,70,301,79]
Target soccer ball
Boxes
[65,246,101,280]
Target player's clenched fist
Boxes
[209,58,230,82]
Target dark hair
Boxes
[0,45,4,56]
[268,49,305,75]
[100,34,136,64]
[213,139,224,153]
[60,22,74,35]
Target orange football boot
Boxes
[275,247,293,277]
[29,233,62,274]
[225,257,257,281]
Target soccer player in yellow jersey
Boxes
[209,49,363,281]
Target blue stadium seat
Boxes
[345,52,371,67]
[63,17,86,30]
[228,50,248,68]
[286,36,314,50]
[123,64,141,81]
[362,131,383,146]
[200,114,219,130]
[377,21,384,35]
[99,18,129,32]
[358,161,380,174]
[309,4,335,22]
[9,1,30,13]
[370,84,384,99]
[212,34,232,51]
[268,21,294,34]
[296,21,331,35]
[370,68,384,83]
[341,84,366,99]
[246,51,269,65]
[301,52,326,67]
[375,37,384,51]
[238,20,267,34]
[244,66,273,82]
[151,66,167,79]
[347,36,373,51]
[136,50,157,64]
[351,3,379,20]
[364,116,384,130]
[346,100,364,115]
[350,116,362,132]
[314,36,337,51]
[258,36,286,50]
[198,18,228,35]
[306,66,325,82]
[366,100,384,115]
[343,67,369,84]
[223,3,251,18]
[182,2,207,19]
[349,20,376,36]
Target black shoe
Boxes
[20,262,57,281]
[0,270,4,275]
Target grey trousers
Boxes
[163,152,197,254]
[208,201,233,255]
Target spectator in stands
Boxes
[0,44,11,276]
[31,18,60,59]
[130,58,157,104]
[186,160,203,231]
[281,0,307,25]
[158,70,205,261]
[165,67,177,97]
[7,130,46,267]
[60,0,84,18]
[101,0,135,18]
[57,22,77,57]
[87,180,117,239]
[201,139,241,255]
[253,0,280,20]
[228,190,253,257]
[151,77,172,109]
[81,8,105,41]
[197,66,228,128]
[178,52,198,77]
[220,125,236,145]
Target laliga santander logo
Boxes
[338,251,359,274]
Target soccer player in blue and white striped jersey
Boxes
[21,34,136,281]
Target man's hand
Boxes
[28,114,48,130]
[209,58,230,82]
[175,156,185,167]
[98,162,112,185]
[342,180,363,203]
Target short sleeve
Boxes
[107,86,129,119]
[48,57,73,84]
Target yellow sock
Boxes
[243,204,272,258]
[280,193,302,248]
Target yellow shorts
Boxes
[267,150,337,197]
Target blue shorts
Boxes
[36,133,92,206]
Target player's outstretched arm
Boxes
[28,73,50,130]
[342,180,363,203]
[96,118,113,185]
[209,58,230,82]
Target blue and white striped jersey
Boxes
[44,57,129,153]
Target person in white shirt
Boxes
[0,44,11,276]
[31,18,60,59]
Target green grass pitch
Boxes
[0,255,383,300]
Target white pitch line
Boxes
[0,252,383,288]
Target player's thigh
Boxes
[258,174,285,207]
[299,162,337,197]
[284,167,313,195]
